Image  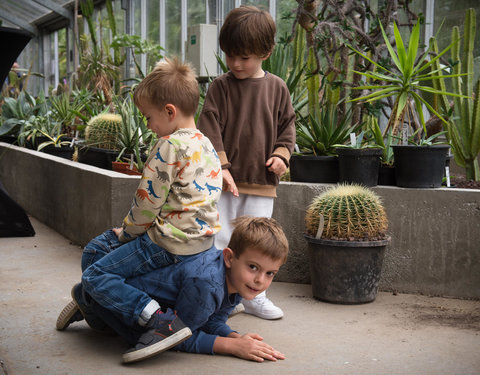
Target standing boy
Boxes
[57,58,223,358]
[197,5,296,319]
[60,216,289,363]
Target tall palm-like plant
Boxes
[349,19,468,144]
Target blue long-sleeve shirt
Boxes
[127,247,242,354]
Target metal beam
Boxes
[31,0,72,26]
[0,12,37,35]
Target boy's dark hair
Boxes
[227,216,288,264]
[219,5,276,58]
[133,57,199,116]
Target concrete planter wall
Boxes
[1,142,479,299]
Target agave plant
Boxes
[295,101,362,156]
[349,19,468,144]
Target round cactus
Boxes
[85,113,122,150]
[305,184,388,241]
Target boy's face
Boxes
[225,54,269,80]
[223,247,283,299]
[137,100,175,138]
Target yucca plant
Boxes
[349,19,468,145]
[305,184,388,241]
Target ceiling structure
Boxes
[0,0,75,35]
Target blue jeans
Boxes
[81,230,187,327]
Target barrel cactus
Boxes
[85,113,122,150]
[305,184,388,241]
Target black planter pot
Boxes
[290,155,339,183]
[305,235,390,304]
[337,148,383,187]
[0,135,18,144]
[42,145,74,160]
[25,136,50,150]
[378,164,396,186]
[78,146,119,170]
[392,145,449,188]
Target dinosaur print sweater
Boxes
[118,128,222,255]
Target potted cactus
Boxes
[77,113,122,170]
[304,184,390,304]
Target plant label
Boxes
[350,133,357,147]
[315,214,324,239]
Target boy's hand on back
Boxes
[266,156,287,177]
[112,227,122,237]
[222,169,239,197]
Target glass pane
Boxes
[58,28,67,83]
[147,1,160,43]
[132,0,141,36]
[166,0,181,57]
[434,0,480,82]
[244,0,269,10]
[276,0,297,41]
[188,0,206,26]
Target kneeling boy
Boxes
[57,216,288,363]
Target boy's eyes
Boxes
[249,264,258,271]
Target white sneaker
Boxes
[242,291,283,320]
[228,303,245,318]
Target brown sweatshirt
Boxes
[197,71,296,197]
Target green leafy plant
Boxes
[349,19,468,144]
[305,184,388,241]
[369,116,395,165]
[37,132,72,150]
[0,92,48,140]
[114,95,156,173]
[295,101,361,156]
[334,129,381,150]
[110,34,164,79]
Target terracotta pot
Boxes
[111,161,141,175]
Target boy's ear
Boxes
[165,104,176,119]
[223,248,235,269]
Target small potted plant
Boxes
[334,126,383,187]
[304,183,390,304]
[292,100,362,183]
[111,95,156,175]
[78,113,122,170]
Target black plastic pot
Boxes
[305,235,390,304]
[337,148,383,187]
[392,145,449,188]
[78,146,119,170]
[42,145,74,160]
[290,155,339,183]
[378,164,396,186]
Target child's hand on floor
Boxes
[266,156,287,176]
[233,333,285,362]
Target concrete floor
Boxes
[1,216,479,375]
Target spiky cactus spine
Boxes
[305,184,388,241]
[85,114,122,150]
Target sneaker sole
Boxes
[71,284,113,334]
[122,327,192,363]
[56,300,79,330]
[228,303,245,318]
